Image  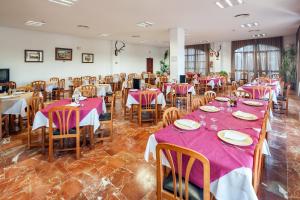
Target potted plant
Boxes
[280,45,297,89]
[159,50,169,75]
[219,70,228,77]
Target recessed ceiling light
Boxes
[252,33,266,38]
[77,25,89,29]
[248,29,260,32]
[240,22,259,28]
[48,0,78,7]
[215,0,243,8]
[25,20,46,27]
[136,21,154,28]
[98,33,110,37]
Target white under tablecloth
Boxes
[96,84,112,97]
[2,98,28,117]
[126,93,166,108]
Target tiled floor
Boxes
[0,92,300,199]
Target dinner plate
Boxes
[199,105,220,113]
[174,119,201,131]
[215,97,230,102]
[243,100,264,107]
[129,89,138,92]
[217,130,253,146]
[232,111,258,121]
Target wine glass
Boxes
[210,118,218,131]
[199,114,206,127]
[219,102,225,111]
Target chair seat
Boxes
[53,128,77,135]
[99,113,111,121]
[141,105,156,109]
[163,173,203,200]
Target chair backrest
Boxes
[104,75,113,83]
[204,91,216,102]
[156,143,210,200]
[175,84,189,96]
[89,76,97,85]
[120,73,126,81]
[233,90,252,98]
[192,97,205,112]
[160,76,168,83]
[81,85,97,97]
[163,107,180,128]
[50,77,59,83]
[252,86,272,99]
[32,80,46,91]
[27,96,44,126]
[231,81,238,91]
[48,106,80,136]
[59,79,65,89]
[252,112,267,193]
[139,91,158,110]
[16,86,33,92]
[73,78,82,88]
[8,81,16,89]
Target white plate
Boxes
[232,111,258,121]
[215,97,230,102]
[200,106,220,113]
[243,100,263,107]
[218,130,253,146]
[174,119,201,131]
[129,89,138,92]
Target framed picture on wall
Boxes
[82,53,94,63]
[55,48,72,61]
[24,50,43,62]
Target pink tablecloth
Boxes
[199,78,221,84]
[163,83,193,94]
[129,90,161,105]
[241,84,277,99]
[154,99,267,188]
[41,98,103,129]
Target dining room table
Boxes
[144,98,271,200]
[199,77,223,89]
[76,84,112,97]
[32,97,106,146]
[162,83,196,95]
[0,92,33,117]
[126,88,166,108]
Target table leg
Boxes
[89,125,94,148]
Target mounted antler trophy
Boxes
[210,45,222,60]
[114,40,126,56]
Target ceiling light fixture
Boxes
[215,0,243,8]
[98,33,109,37]
[252,33,266,38]
[77,25,89,29]
[136,21,154,28]
[234,13,250,18]
[240,22,259,28]
[131,35,141,38]
[25,20,46,27]
[48,0,78,7]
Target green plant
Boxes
[159,50,169,75]
[280,45,297,88]
[219,70,228,77]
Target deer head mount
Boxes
[210,45,222,60]
[114,41,126,56]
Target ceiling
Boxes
[0,0,299,47]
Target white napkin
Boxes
[176,120,195,129]
[234,111,253,118]
[130,89,138,92]
[79,96,87,101]
[66,103,80,107]
[224,131,246,141]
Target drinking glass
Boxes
[199,114,206,127]
[210,118,218,131]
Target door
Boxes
[146,58,153,73]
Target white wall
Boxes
[0,26,167,85]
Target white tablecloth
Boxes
[207,79,222,89]
[126,92,166,108]
[96,84,112,97]
[2,98,28,117]
[32,102,106,133]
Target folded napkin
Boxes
[224,131,246,141]
[234,111,256,119]
[201,106,220,112]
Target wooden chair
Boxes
[89,76,97,85]
[138,91,158,126]
[73,78,82,88]
[204,91,216,104]
[48,106,81,162]
[163,107,180,128]
[32,80,47,100]
[174,84,189,110]
[59,79,66,99]
[156,143,211,200]
[0,115,9,140]
[16,86,33,92]
[275,84,291,115]
[232,90,252,99]
[230,81,238,92]
[122,88,130,119]
[192,97,205,112]
[252,86,272,100]
[27,96,45,150]
[81,85,97,98]
[98,94,115,142]
[81,76,91,85]
[8,81,16,90]
[50,77,59,83]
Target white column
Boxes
[169,28,185,81]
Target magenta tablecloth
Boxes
[199,78,221,84]
[41,98,103,129]
[241,84,277,99]
[154,99,267,188]
[129,89,162,105]
[163,83,193,94]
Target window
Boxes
[185,44,209,75]
[232,37,282,81]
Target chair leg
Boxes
[89,126,94,148]
[27,128,31,149]
[110,121,113,141]
[76,135,80,159]
[41,127,45,153]
[139,108,142,126]
[48,138,53,162]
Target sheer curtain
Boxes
[231,37,283,81]
[185,44,210,75]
